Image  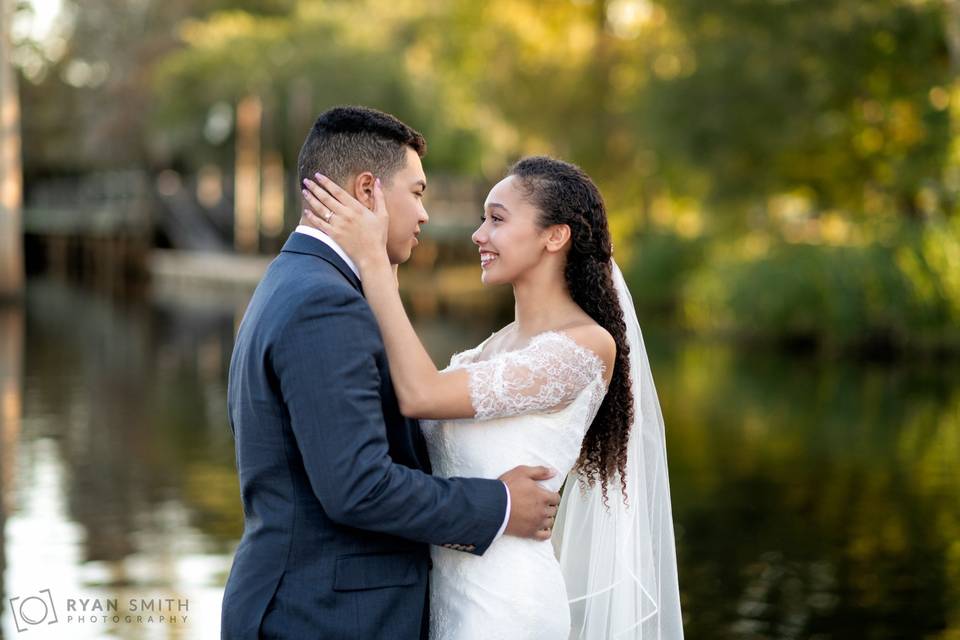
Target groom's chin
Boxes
[387,246,412,265]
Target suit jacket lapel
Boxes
[281,232,363,293]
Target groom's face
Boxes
[380,147,429,264]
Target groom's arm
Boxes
[274,282,506,554]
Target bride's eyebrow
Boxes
[485,203,510,214]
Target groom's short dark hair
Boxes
[297,106,426,188]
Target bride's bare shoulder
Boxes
[561,323,616,382]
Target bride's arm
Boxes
[358,254,475,420]
[302,175,476,420]
[352,255,478,420]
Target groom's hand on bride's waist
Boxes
[499,466,561,541]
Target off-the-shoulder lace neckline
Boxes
[458,327,608,380]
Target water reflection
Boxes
[0,303,23,638]
[653,340,960,638]
[1,277,958,638]
[4,280,236,638]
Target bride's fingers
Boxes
[303,208,326,231]
[303,199,333,226]
[303,206,338,235]
[301,187,332,220]
[313,173,357,208]
[302,178,353,218]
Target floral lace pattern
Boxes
[448,331,607,422]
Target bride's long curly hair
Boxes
[508,156,634,504]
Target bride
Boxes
[302,156,684,639]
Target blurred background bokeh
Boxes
[2,0,960,637]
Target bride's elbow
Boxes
[397,391,427,418]
[397,372,455,419]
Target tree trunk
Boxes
[234,95,263,253]
[946,0,960,70]
[0,0,24,298]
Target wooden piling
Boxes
[0,0,24,299]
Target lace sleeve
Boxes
[452,331,606,421]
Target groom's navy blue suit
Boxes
[221,232,508,639]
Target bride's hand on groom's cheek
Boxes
[301,174,390,265]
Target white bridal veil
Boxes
[553,260,684,639]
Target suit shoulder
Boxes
[269,252,364,304]
[239,254,366,342]
[266,256,375,335]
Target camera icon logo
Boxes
[8,589,59,633]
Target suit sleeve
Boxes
[273,283,507,555]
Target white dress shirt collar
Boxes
[294,225,360,281]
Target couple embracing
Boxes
[221,106,683,639]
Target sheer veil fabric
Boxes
[552,260,684,639]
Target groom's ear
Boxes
[352,172,377,209]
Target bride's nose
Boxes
[472,225,487,246]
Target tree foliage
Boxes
[18,0,956,223]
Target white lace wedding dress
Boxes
[422,329,609,640]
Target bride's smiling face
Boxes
[472,176,551,285]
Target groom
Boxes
[221,106,561,639]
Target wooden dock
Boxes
[148,250,272,289]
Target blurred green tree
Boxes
[19,0,956,225]
[13,0,960,348]
[638,0,953,223]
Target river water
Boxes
[1,276,957,639]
